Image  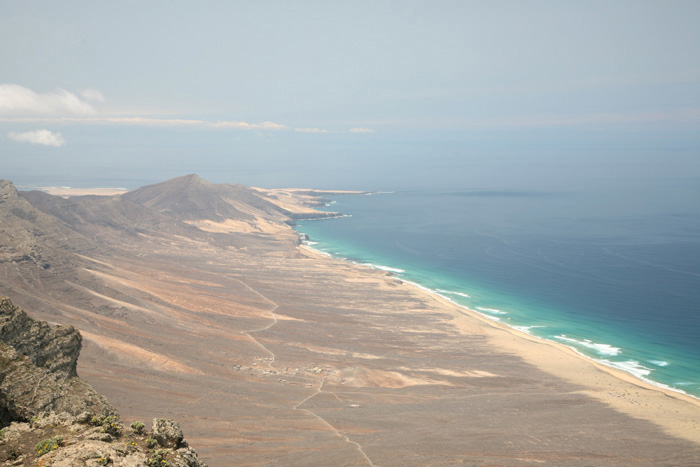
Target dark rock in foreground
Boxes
[0,297,113,426]
[0,297,206,466]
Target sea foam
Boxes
[476,306,508,315]
[436,289,471,298]
[364,263,405,274]
[554,335,621,356]
[512,325,546,335]
[600,359,651,378]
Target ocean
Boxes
[295,182,700,398]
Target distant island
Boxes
[1,174,699,466]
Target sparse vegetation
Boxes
[35,435,63,457]
[91,414,106,426]
[131,420,145,434]
[101,415,123,436]
[146,437,157,448]
[147,449,170,466]
[91,414,123,436]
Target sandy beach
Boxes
[17,186,129,197]
[299,245,700,445]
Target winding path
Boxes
[236,278,375,466]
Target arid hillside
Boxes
[1,176,699,466]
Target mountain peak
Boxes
[176,173,207,183]
[123,174,249,222]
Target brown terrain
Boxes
[1,174,699,466]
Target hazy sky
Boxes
[1,1,699,190]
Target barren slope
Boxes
[1,176,698,466]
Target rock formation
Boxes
[0,297,113,426]
[0,297,206,466]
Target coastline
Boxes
[299,244,700,445]
[16,186,129,197]
[5,175,700,464]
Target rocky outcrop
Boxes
[0,298,114,427]
[151,418,205,466]
[152,418,185,449]
[0,297,80,379]
[0,298,207,465]
[0,414,207,466]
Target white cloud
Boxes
[212,120,288,130]
[0,116,289,131]
[349,127,375,133]
[0,84,97,116]
[0,87,292,131]
[294,127,329,133]
[8,129,66,147]
[81,88,105,102]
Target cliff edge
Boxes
[0,298,207,466]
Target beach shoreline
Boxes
[299,244,700,445]
[17,186,129,197]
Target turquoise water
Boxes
[296,186,700,398]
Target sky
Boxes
[1,0,699,190]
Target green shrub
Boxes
[100,415,122,436]
[91,414,106,426]
[35,436,63,456]
[130,421,145,434]
[147,449,170,467]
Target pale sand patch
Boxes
[19,186,128,197]
[393,278,700,444]
[75,254,116,269]
[81,331,203,375]
[332,367,453,388]
[274,314,304,322]
[410,367,499,378]
[253,189,333,215]
[350,352,383,360]
[286,342,347,356]
[186,217,290,236]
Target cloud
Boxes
[0,86,290,131]
[0,116,289,131]
[0,84,97,116]
[294,127,329,133]
[349,127,375,133]
[8,129,66,147]
[212,120,288,130]
[81,88,106,102]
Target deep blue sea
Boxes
[296,182,700,398]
